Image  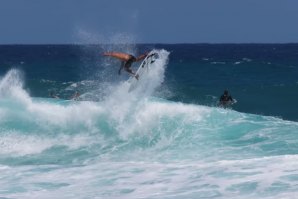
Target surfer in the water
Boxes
[219,90,234,108]
[103,52,148,80]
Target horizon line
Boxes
[1,42,298,45]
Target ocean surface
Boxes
[0,44,298,198]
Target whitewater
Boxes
[1,49,298,199]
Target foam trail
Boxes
[101,49,170,137]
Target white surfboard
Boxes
[128,51,158,92]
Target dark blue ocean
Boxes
[1,44,298,121]
[0,44,298,198]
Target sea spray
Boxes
[0,49,171,157]
[101,49,170,138]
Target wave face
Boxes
[0,48,298,198]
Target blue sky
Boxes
[0,0,298,44]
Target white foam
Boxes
[1,64,298,198]
[0,69,109,155]
[0,69,31,105]
[2,155,298,198]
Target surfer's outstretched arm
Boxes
[135,53,148,61]
[103,52,131,61]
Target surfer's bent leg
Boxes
[124,65,139,80]
[124,67,135,75]
[124,58,135,75]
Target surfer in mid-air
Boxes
[103,52,148,80]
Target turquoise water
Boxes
[0,48,298,198]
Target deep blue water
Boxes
[0,44,298,198]
[1,44,297,121]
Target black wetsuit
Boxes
[220,94,232,102]
[220,94,233,106]
[125,55,137,68]
[118,55,137,76]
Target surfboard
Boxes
[128,51,158,92]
